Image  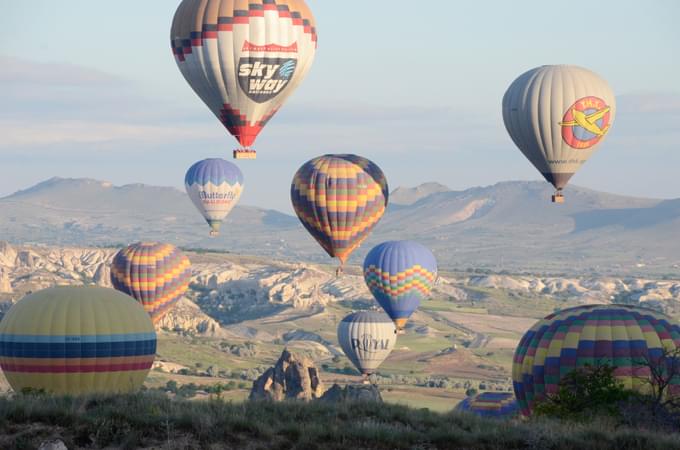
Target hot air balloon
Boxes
[291,154,389,275]
[364,241,437,332]
[0,286,156,395]
[185,158,244,236]
[110,242,192,323]
[502,65,616,203]
[455,392,520,419]
[337,311,397,379]
[171,0,318,159]
[513,305,680,416]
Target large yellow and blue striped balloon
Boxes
[0,286,156,395]
[110,243,192,323]
[290,154,388,270]
[364,241,437,331]
[513,305,680,416]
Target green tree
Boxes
[165,380,178,394]
[533,364,631,420]
[465,388,478,397]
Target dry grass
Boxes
[0,391,679,449]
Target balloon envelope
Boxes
[0,286,156,395]
[513,305,680,416]
[456,392,519,418]
[337,311,397,376]
[171,0,317,158]
[502,65,615,197]
[185,158,244,236]
[364,241,437,330]
[291,154,388,267]
[110,242,192,323]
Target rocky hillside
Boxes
[2,242,680,331]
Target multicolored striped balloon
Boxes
[171,0,317,159]
[291,154,388,271]
[364,241,437,331]
[455,392,519,418]
[110,243,192,323]
[185,158,244,236]
[0,286,156,395]
[513,305,680,416]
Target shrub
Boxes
[533,364,632,421]
[465,388,478,397]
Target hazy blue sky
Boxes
[1,1,679,211]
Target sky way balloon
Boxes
[171,0,317,159]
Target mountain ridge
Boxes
[1,177,678,275]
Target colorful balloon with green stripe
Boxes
[0,287,156,395]
[513,305,680,416]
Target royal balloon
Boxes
[171,0,318,159]
[185,158,244,236]
[337,311,397,378]
[502,65,616,203]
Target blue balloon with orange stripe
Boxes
[110,242,192,323]
[0,286,156,395]
[364,241,437,331]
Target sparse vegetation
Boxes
[534,359,680,433]
[2,392,680,449]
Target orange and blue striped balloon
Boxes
[291,154,388,270]
[513,305,680,416]
[0,286,156,395]
[364,241,437,330]
[110,242,192,323]
[456,392,519,418]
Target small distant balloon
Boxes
[455,392,520,419]
[185,158,244,237]
[110,242,192,323]
[364,241,437,331]
[291,154,388,274]
[502,65,616,203]
[337,311,397,377]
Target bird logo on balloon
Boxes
[559,96,611,149]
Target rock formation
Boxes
[249,349,325,401]
[155,298,227,337]
[38,439,68,450]
[319,384,383,403]
[0,241,17,268]
[0,268,12,294]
